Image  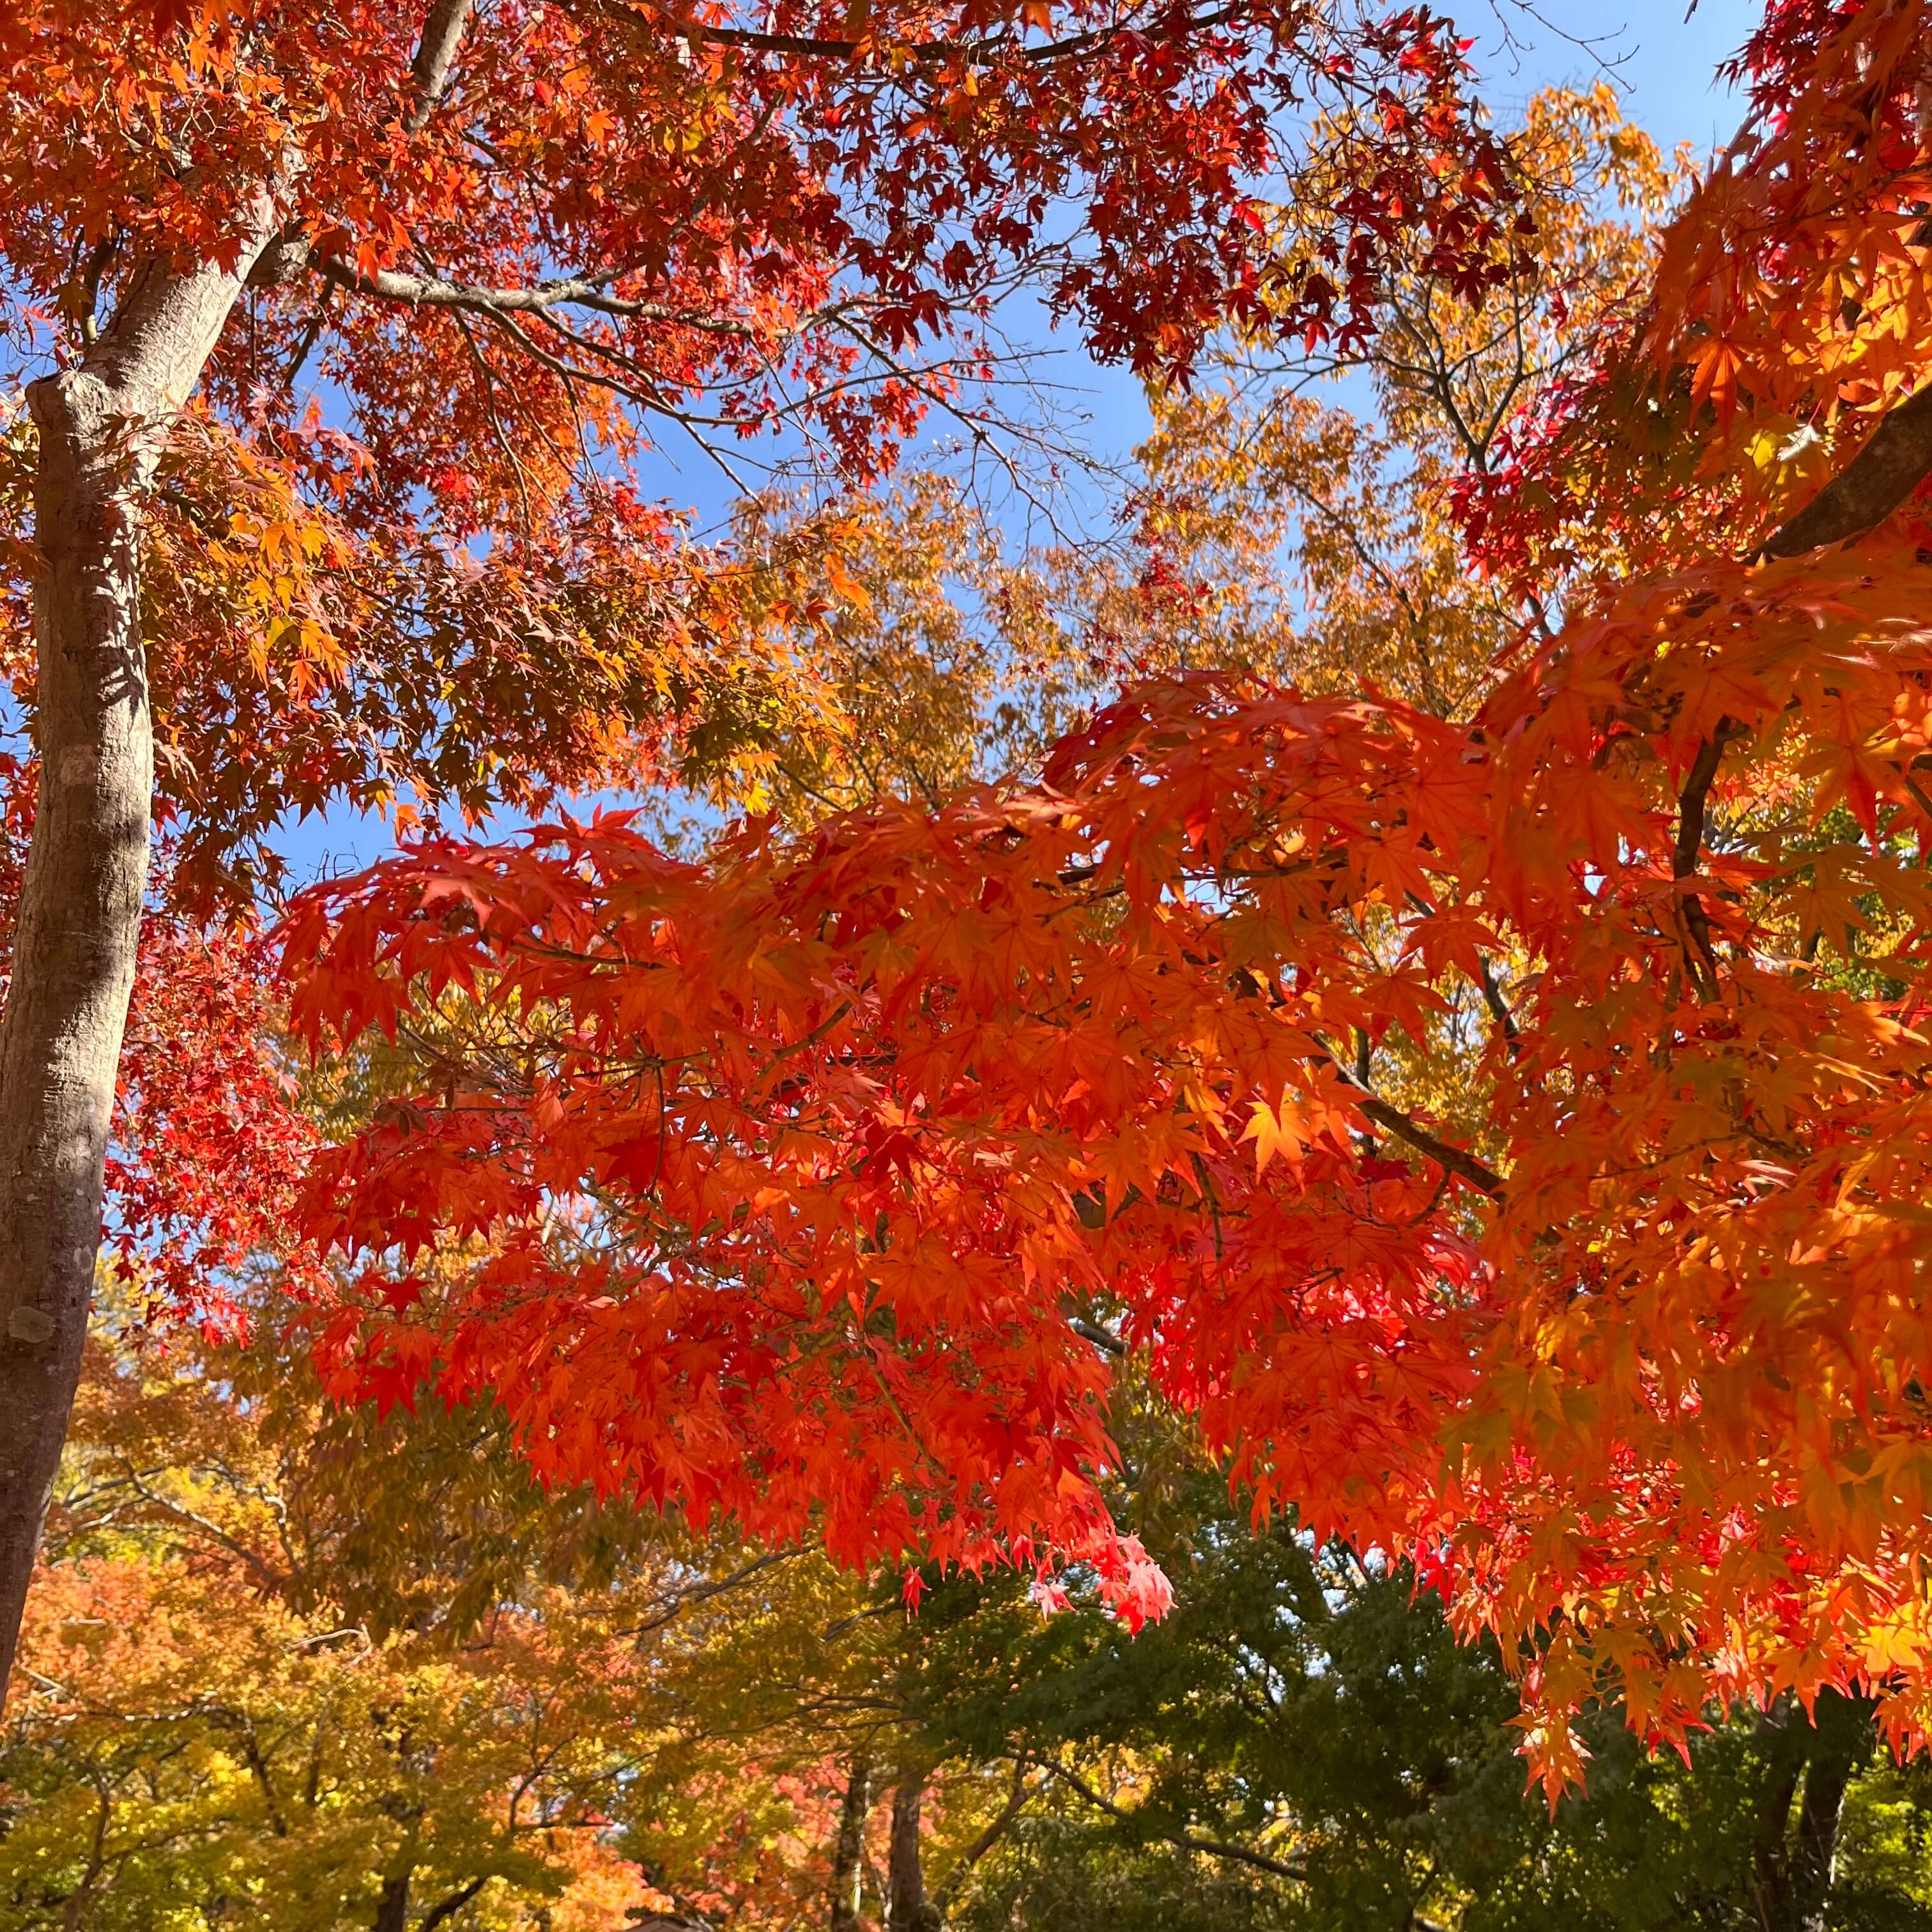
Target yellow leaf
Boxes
[1240,1095,1305,1177]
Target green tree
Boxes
[898,1458,1932,1932]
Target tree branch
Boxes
[613,1551,794,1639]
[312,257,696,321]
[419,1876,489,1931]
[408,0,476,131]
[588,0,1243,70]
[1067,1315,1126,1357]
[1476,954,1521,1048]
[1673,718,1740,1001]
[930,1758,1034,1914]
[1759,384,1932,559]
[1315,1047,1504,1197]
[1047,1763,1307,1883]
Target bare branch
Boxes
[311,257,717,323]
[1068,1314,1126,1357]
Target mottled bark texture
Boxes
[0,217,275,1696]
[405,0,476,130]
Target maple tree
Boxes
[0,0,1526,1699]
[280,0,1932,1802]
[6,1310,669,1929]
[723,79,1680,821]
[6,1294,1079,1930]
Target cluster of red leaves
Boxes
[1455,0,1932,594]
[284,684,1479,1606]
[109,916,322,1331]
[0,0,1532,905]
[279,0,1932,1797]
[281,555,1932,1793]
[1,0,1526,470]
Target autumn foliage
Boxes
[0,0,1526,902]
[269,0,1932,1801]
[0,0,1548,1707]
[12,0,1932,1840]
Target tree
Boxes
[0,0,1526,1698]
[722,80,1680,824]
[5,1311,661,1928]
[282,0,1932,1794]
[24,1292,1932,1928]
[6,1291,1066,1929]
[906,1460,1919,1932]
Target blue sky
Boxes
[1485,0,1752,148]
[272,0,1763,885]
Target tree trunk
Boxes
[1745,1689,1877,1932]
[0,215,275,1700]
[373,1872,411,1932]
[1784,1689,1875,1932]
[887,1768,940,1932]
[1747,1698,1809,1932]
[829,1744,874,1932]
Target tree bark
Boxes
[406,0,477,130]
[373,1871,411,1932]
[1747,1702,1807,1932]
[0,0,484,1711]
[829,1744,874,1932]
[1745,1690,1876,1932]
[1783,1690,1875,1932]
[0,214,277,1701]
[1759,383,1932,559]
[887,1768,940,1932]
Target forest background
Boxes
[8,0,1932,1929]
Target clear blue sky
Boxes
[1483,0,1752,149]
[272,0,1762,885]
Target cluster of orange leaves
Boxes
[278,0,1932,1797]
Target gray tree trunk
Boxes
[372,1871,411,1932]
[1783,1690,1874,1932]
[0,211,277,1698]
[887,1768,941,1932]
[829,1745,874,1932]
[0,0,474,1709]
[1747,1689,1876,1932]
